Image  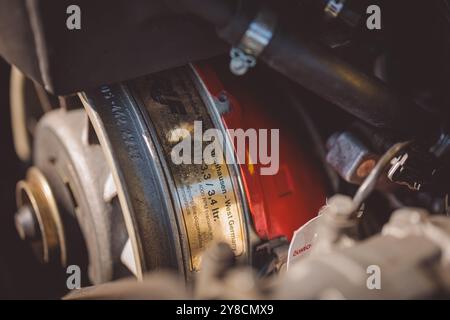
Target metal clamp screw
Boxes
[324,0,345,19]
[230,7,277,76]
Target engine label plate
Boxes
[128,68,246,271]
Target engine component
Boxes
[289,140,417,266]
[388,145,440,192]
[64,208,450,300]
[229,6,277,76]
[324,0,345,19]
[326,131,378,184]
[309,0,369,27]
[80,63,326,279]
[27,108,128,284]
[171,0,438,137]
[2,0,450,301]
[194,63,327,242]
[313,194,359,251]
[80,67,251,279]
[15,167,66,265]
[278,208,450,299]
[11,61,326,283]
[352,141,411,210]
[10,67,33,162]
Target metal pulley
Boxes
[15,167,66,265]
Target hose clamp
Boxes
[324,0,345,19]
[230,7,277,76]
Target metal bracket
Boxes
[324,0,345,19]
[230,7,277,76]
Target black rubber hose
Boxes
[259,30,437,137]
[169,0,437,138]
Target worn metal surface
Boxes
[33,109,127,284]
[81,65,252,278]
[128,67,248,271]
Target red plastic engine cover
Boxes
[194,61,327,241]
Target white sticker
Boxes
[287,214,323,269]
